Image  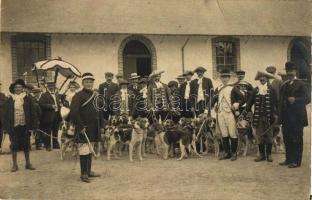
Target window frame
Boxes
[11,34,51,82]
[212,36,240,79]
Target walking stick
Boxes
[81,129,99,158]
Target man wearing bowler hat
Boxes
[190,66,214,115]
[278,62,310,168]
[4,79,37,171]
[71,72,103,182]
[39,81,61,150]
[99,72,119,120]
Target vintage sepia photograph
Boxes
[0,0,311,199]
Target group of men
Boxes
[0,61,309,183]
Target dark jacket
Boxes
[190,77,214,108]
[39,91,61,125]
[98,81,119,104]
[278,79,310,127]
[4,94,38,134]
[70,89,104,143]
[111,89,136,116]
[147,82,171,110]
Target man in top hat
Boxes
[179,70,194,118]
[4,79,37,171]
[278,62,310,168]
[0,82,7,153]
[71,72,103,182]
[99,72,119,120]
[191,66,214,115]
[213,69,243,161]
[112,79,135,117]
[147,70,171,122]
[266,66,283,102]
[176,75,186,88]
[39,81,61,150]
[246,71,277,162]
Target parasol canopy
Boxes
[33,57,81,78]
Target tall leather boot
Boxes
[24,150,36,170]
[11,151,18,172]
[266,143,273,162]
[80,155,90,183]
[219,137,231,160]
[230,138,238,161]
[254,144,265,162]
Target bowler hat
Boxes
[194,66,206,73]
[266,66,277,74]
[105,72,114,77]
[220,69,231,77]
[235,70,245,75]
[183,70,194,76]
[285,62,297,71]
[9,79,26,94]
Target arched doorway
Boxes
[288,38,311,81]
[118,35,157,80]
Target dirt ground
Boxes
[0,123,310,200]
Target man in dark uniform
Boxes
[278,62,310,168]
[71,73,103,182]
[4,79,37,172]
[39,82,61,150]
[99,72,119,120]
[190,66,214,115]
[179,70,194,118]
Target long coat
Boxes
[278,79,310,127]
[4,94,38,134]
[147,82,171,110]
[70,89,103,143]
[39,91,61,125]
[190,77,214,108]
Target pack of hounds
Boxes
[57,113,284,162]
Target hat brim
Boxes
[129,76,140,80]
[255,71,275,80]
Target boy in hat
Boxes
[278,62,310,168]
[147,70,171,122]
[266,66,282,101]
[246,71,278,162]
[39,81,61,150]
[99,72,119,120]
[191,66,214,115]
[112,79,135,117]
[213,69,243,161]
[71,72,103,182]
[4,79,37,171]
[179,70,194,118]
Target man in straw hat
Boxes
[213,69,243,161]
[4,79,37,171]
[71,72,103,182]
[147,70,171,122]
[39,81,61,151]
[278,62,310,168]
[179,70,194,118]
[246,70,277,162]
[128,72,141,105]
[99,72,119,120]
[191,66,214,115]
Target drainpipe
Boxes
[181,36,191,73]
